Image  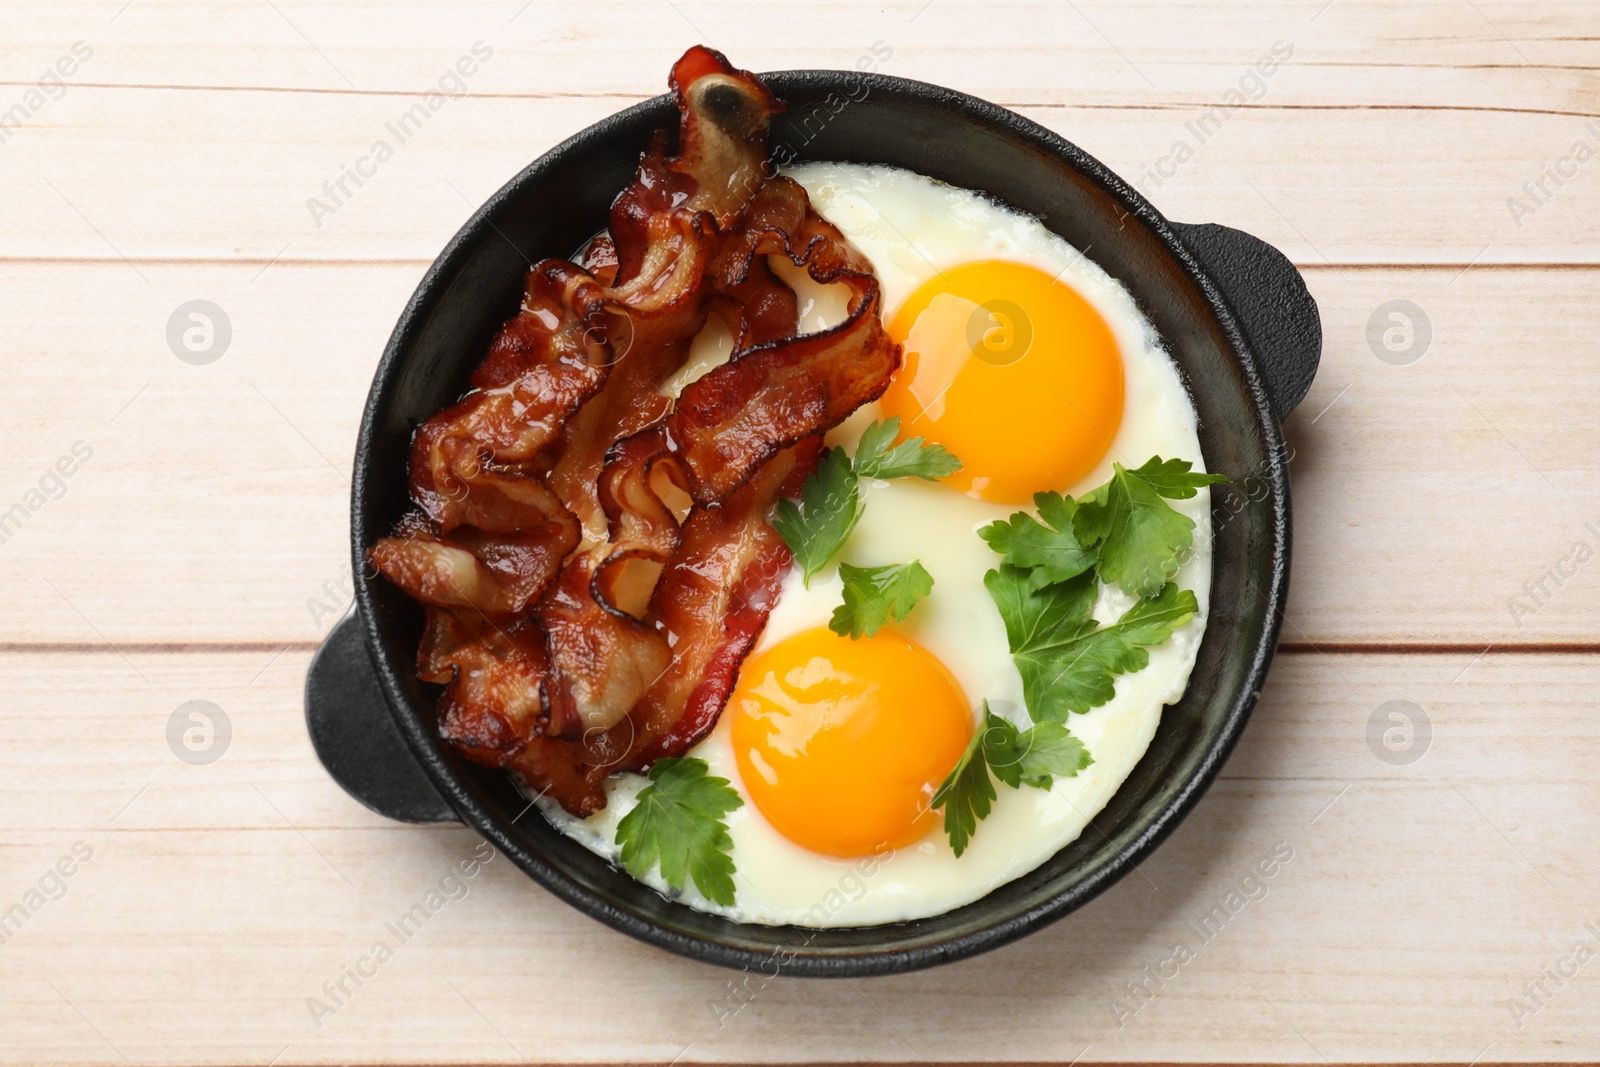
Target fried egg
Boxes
[539,163,1213,927]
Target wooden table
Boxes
[4,1,1598,1062]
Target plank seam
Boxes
[3,641,1598,655]
[3,80,1599,124]
[2,257,1595,270]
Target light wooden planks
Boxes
[3,1,1597,1063]
[0,2,1598,263]
[1,0,1596,106]
[1,262,1597,647]
[1,650,1597,1063]
[1283,264,1600,646]
[6,83,1600,265]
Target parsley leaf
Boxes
[852,417,963,481]
[1072,457,1226,597]
[774,424,965,586]
[830,560,934,639]
[983,567,1198,723]
[614,757,743,906]
[771,446,862,587]
[1130,456,1230,499]
[932,703,1094,855]
[982,710,1093,790]
[930,726,994,858]
[978,491,1096,590]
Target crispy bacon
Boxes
[546,47,780,540]
[668,194,898,502]
[601,175,898,506]
[529,48,790,742]
[608,47,780,286]
[368,261,607,617]
[369,47,904,815]
[626,437,822,763]
[709,256,800,353]
[368,521,573,618]
[535,551,670,740]
[508,439,820,814]
[419,609,550,766]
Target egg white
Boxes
[535,163,1213,927]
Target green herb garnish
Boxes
[982,713,1093,791]
[772,446,861,587]
[614,757,743,906]
[852,417,963,482]
[978,491,1096,590]
[1071,457,1225,597]
[932,703,1094,856]
[773,418,962,587]
[984,567,1197,724]
[829,560,935,639]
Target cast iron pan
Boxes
[305,67,1320,976]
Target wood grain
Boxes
[3,0,1597,105]
[3,263,1598,647]
[3,651,1597,1063]
[2,0,1597,1063]
[6,87,1600,265]
[1,2,1598,263]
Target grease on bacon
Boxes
[368,47,902,815]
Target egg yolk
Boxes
[879,259,1125,504]
[728,627,972,858]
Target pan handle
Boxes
[305,608,458,824]
[1170,221,1322,421]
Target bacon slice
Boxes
[670,266,894,503]
[609,46,780,286]
[681,178,898,496]
[626,436,821,764]
[601,178,899,507]
[534,181,896,742]
[368,522,572,618]
[508,440,820,814]
[368,262,609,617]
[419,609,550,766]
[528,48,791,741]
[369,48,903,816]
[535,551,670,740]
[548,46,786,535]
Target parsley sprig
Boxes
[772,417,962,587]
[982,457,1223,597]
[933,455,1219,855]
[977,491,1095,590]
[772,447,860,588]
[853,418,962,481]
[977,456,1216,723]
[1071,457,1225,597]
[614,757,743,906]
[984,568,1197,724]
[830,560,934,639]
[931,703,1094,857]
[984,713,1092,791]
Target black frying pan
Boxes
[305,68,1320,977]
